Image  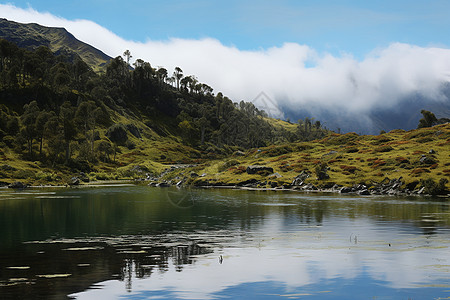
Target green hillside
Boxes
[0,18,111,72]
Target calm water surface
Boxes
[0,186,449,299]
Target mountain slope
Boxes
[0,18,111,72]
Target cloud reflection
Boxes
[71,216,450,299]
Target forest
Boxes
[0,38,328,174]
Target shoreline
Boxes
[2,179,449,198]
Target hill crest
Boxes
[0,18,111,72]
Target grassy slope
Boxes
[1,104,449,190]
[189,123,450,190]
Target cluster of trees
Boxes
[417,110,450,128]
[0,38,328,171]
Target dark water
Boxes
[0,186,449,299]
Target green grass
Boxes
[2,112,449,192]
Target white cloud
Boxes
[1,4,450,121]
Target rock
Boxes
[233,151,246,156]
[331,184,343,192]
[8,181,27,189]
[246,165,274,175]
[420,155,436,165]
[302,183,318,191]
[429,149,436,154]
[237,178,259,187]
[291,170,311,186]
[156,182,171,187]
[69,177,81,185]
[268,172,282,179]
[79,172,90,182]
[340,186,352,193]
[358,189,371,195]
[416,187,426,195]
[322,151,337,157]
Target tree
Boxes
[20,101,40,159]
[123,50,132,66]
[173,67,183,90]
[180,75,192,92]
[418,110,438,128]
[35,110,51,158]
[59,101,77,163]
[156,67,168,85]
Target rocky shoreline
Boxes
[3,164,448,197]
[145,165,449,197]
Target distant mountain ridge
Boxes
[0,18,111,72]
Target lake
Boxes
[0,186,449,299]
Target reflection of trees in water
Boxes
[0,238,213,299]
[121,242,212,291]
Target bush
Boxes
[375,145,394,152]
[420,178,449,195]
[315,163,329,180]
[106,124,128,145]
[218,159,240,172]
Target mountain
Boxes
[281,91,450,134]
[0,18,111,72]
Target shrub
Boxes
[375,145,394,152]
[315,163,329,180]
[420,178,449,195]
[218,159,240,173]
[106,124,128,145]
[340,165,358,173]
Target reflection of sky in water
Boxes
[72,213,450,300]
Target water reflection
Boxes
[0,187,449,299]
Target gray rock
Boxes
[358,189,371,195]
[246,165,274,175]
[291,170,311,186]
[268,172,283,179]
[340,186,352,193]
[8,181,27,189]
[233,151,246,156]
[69,177,81,185]
[302,183,318,191]
[420,155,436,165]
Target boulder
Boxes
[358,189,371,195]
[237,178,260,187]
[340,186,352,193]
[268,172,282,179]
[302,183,318,191]
[8,181,27,189]
[246,165,274,175]
[291,170,311,186]
[233,151,246,156]
[69,177,81,185]
[420,155,436,165]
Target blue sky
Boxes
[4,0,450,58]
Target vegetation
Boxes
[0,38,329,185]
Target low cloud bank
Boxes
[2,4,450,128]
